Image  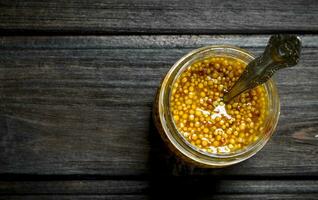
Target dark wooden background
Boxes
[0,0,318,199]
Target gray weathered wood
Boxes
[0,194,318,200]
[0,180,317,194]
[0,195,147,200]
[0,35,317,176]
[0,0,317,34]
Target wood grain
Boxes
[0,0,317,34]
[0,179,317,199]
[0,180,317,194]
[0,35,317,177]
[0,194,318,200]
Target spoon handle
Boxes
[223,34,302,103]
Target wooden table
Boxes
[0,1,317,199]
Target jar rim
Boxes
[158,45,280,167]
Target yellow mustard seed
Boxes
[202,140,208,147]
[239,123,246,130]
[194,121,200,127]
[203,128,209,133]
[213,140,220,146]
[189,114,195,121]
[216,135,222,141]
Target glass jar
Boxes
[153,45,280,167]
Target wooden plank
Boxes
[0,0,317,34]
[0,195,147,200]
[1,35,317,49]
[0,194,318,200]
[0,35,317,176]
[0,180,147,194]
[0,180,317,194]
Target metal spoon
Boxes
[223,34,302,103]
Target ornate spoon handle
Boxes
[223,34,302,103]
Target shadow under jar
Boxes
[153,45,280,168]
